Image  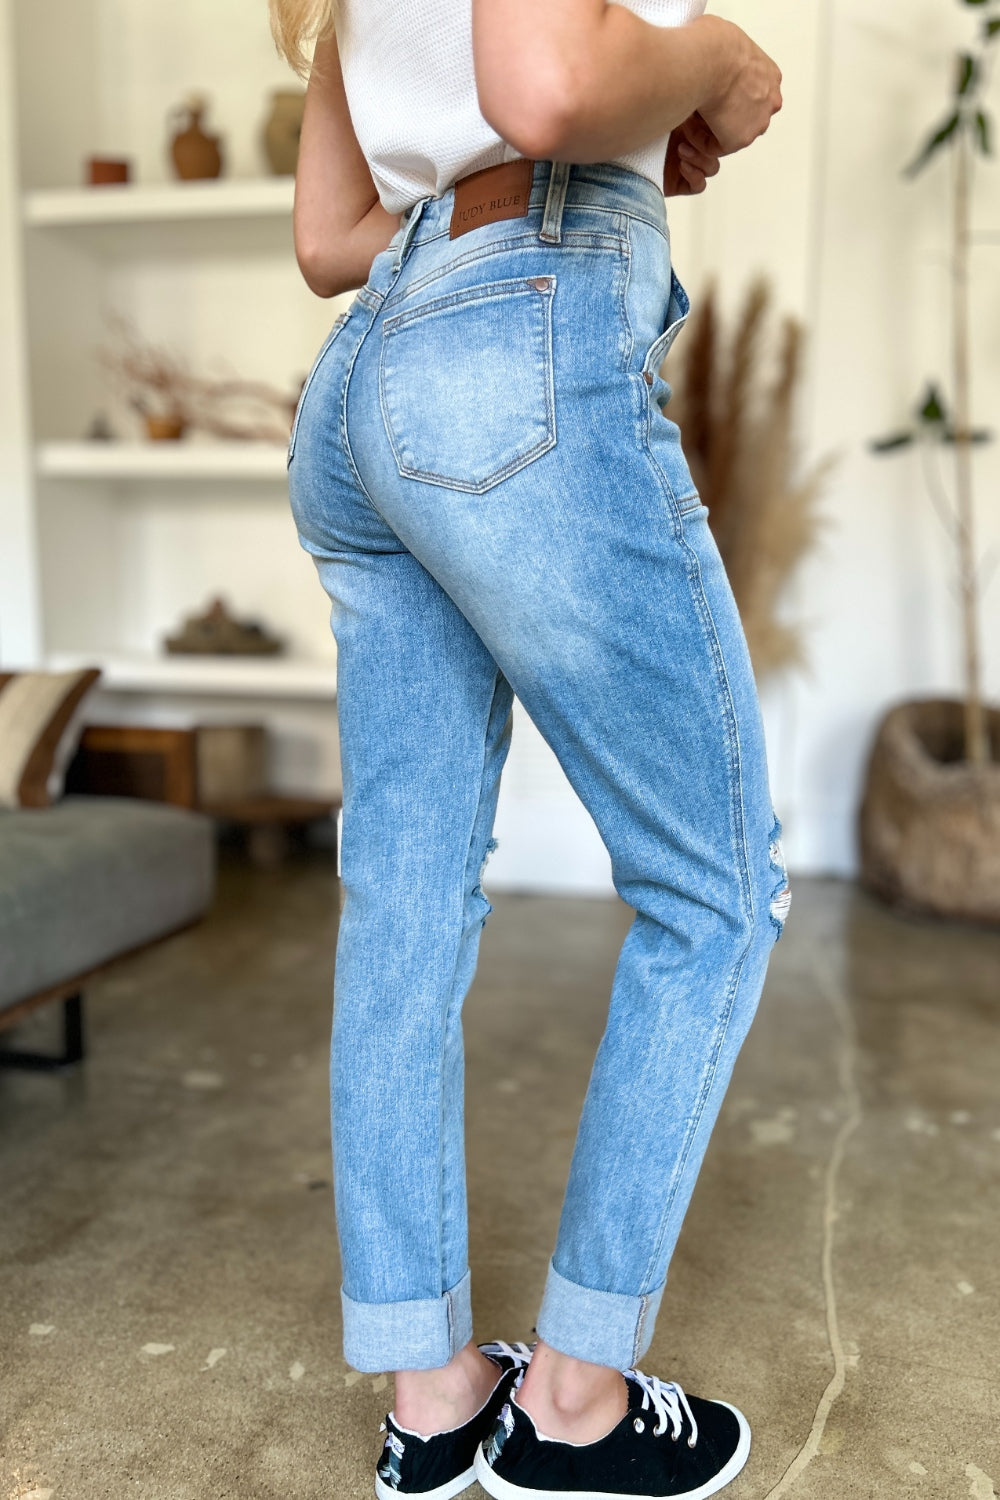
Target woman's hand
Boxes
[663,113,722,197]
[696,16,782,157]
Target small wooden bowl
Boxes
[144,414,187,442]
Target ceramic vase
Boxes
[170,99,223,181]
[263,89,306,176]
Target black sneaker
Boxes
[375,1340,535,1499]
[474,1365,751,1500]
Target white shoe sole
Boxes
[473,1402,751,1500]
[375,1461,476,1500]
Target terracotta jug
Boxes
[263,89,306,176]
[169,97,223,181]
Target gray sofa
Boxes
[0,796,215,1069]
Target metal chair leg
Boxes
[0,992,86,1071]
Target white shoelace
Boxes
[626,1368,699,1448]
[480,1339,535,1370]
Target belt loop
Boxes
[393,195,430,271]
[539,161,570,245]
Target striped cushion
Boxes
[0,669,100,809]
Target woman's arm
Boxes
[294,36,400,298]
[473,2,781,163]
[294,6,776,296]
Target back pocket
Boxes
[378,275,557,494]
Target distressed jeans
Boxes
[287,160,791,1375]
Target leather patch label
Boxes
[450,158,534,240]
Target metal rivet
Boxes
[643,371,653,385]
[529,276,551,291]
[634,1418,645,1433]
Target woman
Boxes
[274,0,786,1495]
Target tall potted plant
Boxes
[859,0,1000,923]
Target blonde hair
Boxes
[269,0,338,77]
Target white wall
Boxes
[0,0,41,665]
[713,0,1000,876]
[3,0,998,889]
[492,0,1000,890]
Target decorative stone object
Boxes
[165,597,284,657]
[169,96,224,181]
[858,697,1000,925]
[263,89,306,176]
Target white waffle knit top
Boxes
[336,0,708,216]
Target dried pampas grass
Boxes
[663,276,830,680]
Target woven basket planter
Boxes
[858,697,1000,924]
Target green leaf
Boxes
[985,19,1000,39]
[957,53,978,95]
[975,109,993,153]
[905,112,961,175]
[919,383,948,424]
[962,0,990,8]
[943,426,994,445]
[871,432,916,453]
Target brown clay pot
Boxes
[858,697,1000,924]
[263,89,306,176]
[88,157,131,186]
[145,413,187,442]
[170,100,223,181]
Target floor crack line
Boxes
[761,957,862,1499]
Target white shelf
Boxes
[46,652,337,700]
[37,441,289,482]
[24,177,294,228]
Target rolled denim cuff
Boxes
[341,1268,473,1372]
[536,1259,666,1370]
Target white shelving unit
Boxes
[47,650,338,699]
[24,176,294,227]
[37,441,289,481]
[0,0,349,797]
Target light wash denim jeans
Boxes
[287,160,790,1376]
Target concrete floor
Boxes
[1,858,998,1500]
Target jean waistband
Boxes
[392,159,669,265]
